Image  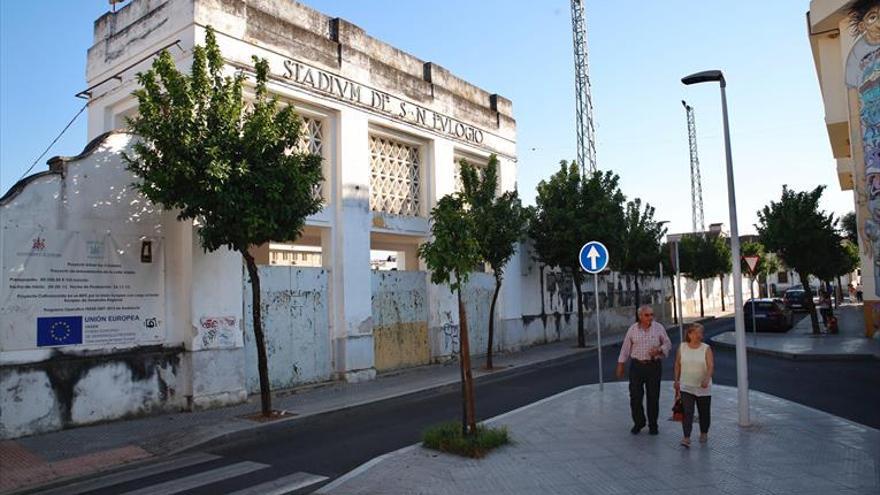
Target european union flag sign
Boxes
[37,316,83,347]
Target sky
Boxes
[0,0,851,236]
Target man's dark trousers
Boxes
[629,360,662,429]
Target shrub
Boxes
[422,421,510,458]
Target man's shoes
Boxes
[630,425,643,435]
[648,427,659,435]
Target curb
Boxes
[315,385,590,494]
[709,336,878,362]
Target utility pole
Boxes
[571,0,598,175]
[682,101,705,233]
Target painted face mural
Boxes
[847,0,880,296]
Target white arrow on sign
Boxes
[586,245,600,270]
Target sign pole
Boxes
[750,278,757,345]
[675,242,684,343]
[595,272,603,391]
[579,241,610,392]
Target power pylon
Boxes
[682,100,705,233]
[571,0,597,175]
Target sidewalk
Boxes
[711,304,880,360]
[0,334,609,494]
[318,382,880,495]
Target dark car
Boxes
[744,299,793,332]
[783,289,809,312]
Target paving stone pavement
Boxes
[318,382,880,495]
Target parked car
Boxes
[783,289,809,312]
[744,299,793,332]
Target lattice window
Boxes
[370,135,421,216]
[296,116,326,200]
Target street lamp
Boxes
[682,69,750,427]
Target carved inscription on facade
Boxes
[279,59,485,145]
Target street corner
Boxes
[318,382,880,495]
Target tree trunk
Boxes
[242,250,272,416]
[670,276,678,324]
[799,271,821,335]
[486,277,502,370]
[719,274,726,312]
[457,288,477,436]
[633,274,641,322]
[836,276,843,308]
[574,272,585,348]
[699,280,705,318]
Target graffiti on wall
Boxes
[197,316,238,349]
[846,1,880,296]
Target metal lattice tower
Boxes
[682,100,705,233]
[571,0,598,175]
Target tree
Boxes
[757,186,839,334]
[418,195,482,436]
[660,242,678,324]
[126,27,323,416]
[714,238,732,312]
[815,238,860,306]
[841,211,858,245]
[617,198,666,320]
[530,161,625,347]
[679,234,729,317]
[459,156,528,370]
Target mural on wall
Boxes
[846,0,880,296]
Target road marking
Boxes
[36,453,222,495]
[226,471,330,495]
[119,461,269,495]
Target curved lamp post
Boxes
[682,70,750,427]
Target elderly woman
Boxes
[673,323,714,447]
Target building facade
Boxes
[808,0,878,336]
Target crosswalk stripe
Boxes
[226,471,330,495]
[120,461,269,495]
[36,453,222,495]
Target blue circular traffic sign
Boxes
[579,241,610,274]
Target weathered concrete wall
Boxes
[1,132,245,438]
[0,347,185,438]
[243,266,331,393]
[371,271,429,372]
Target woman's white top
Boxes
[680,343,711,397]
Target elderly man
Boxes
[616,305,672,435]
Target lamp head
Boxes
[682,70,726,87]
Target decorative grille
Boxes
[296,116,326,200]
[370,135,421,216]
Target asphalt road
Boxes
[63,316,880,494]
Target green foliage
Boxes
[422,421,510,458]
[740,240,780,279]
[418,195,482,292]
[756,186,838,281]
[125,26,323,253]
[459,156,528,283]
[841,211,858,244]
[530,161,625,278]
[618,198,666,277]
[679,234,730,282]
[815,240,860,281]
[757,185,839,333]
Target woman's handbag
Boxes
[672,391,684,422]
